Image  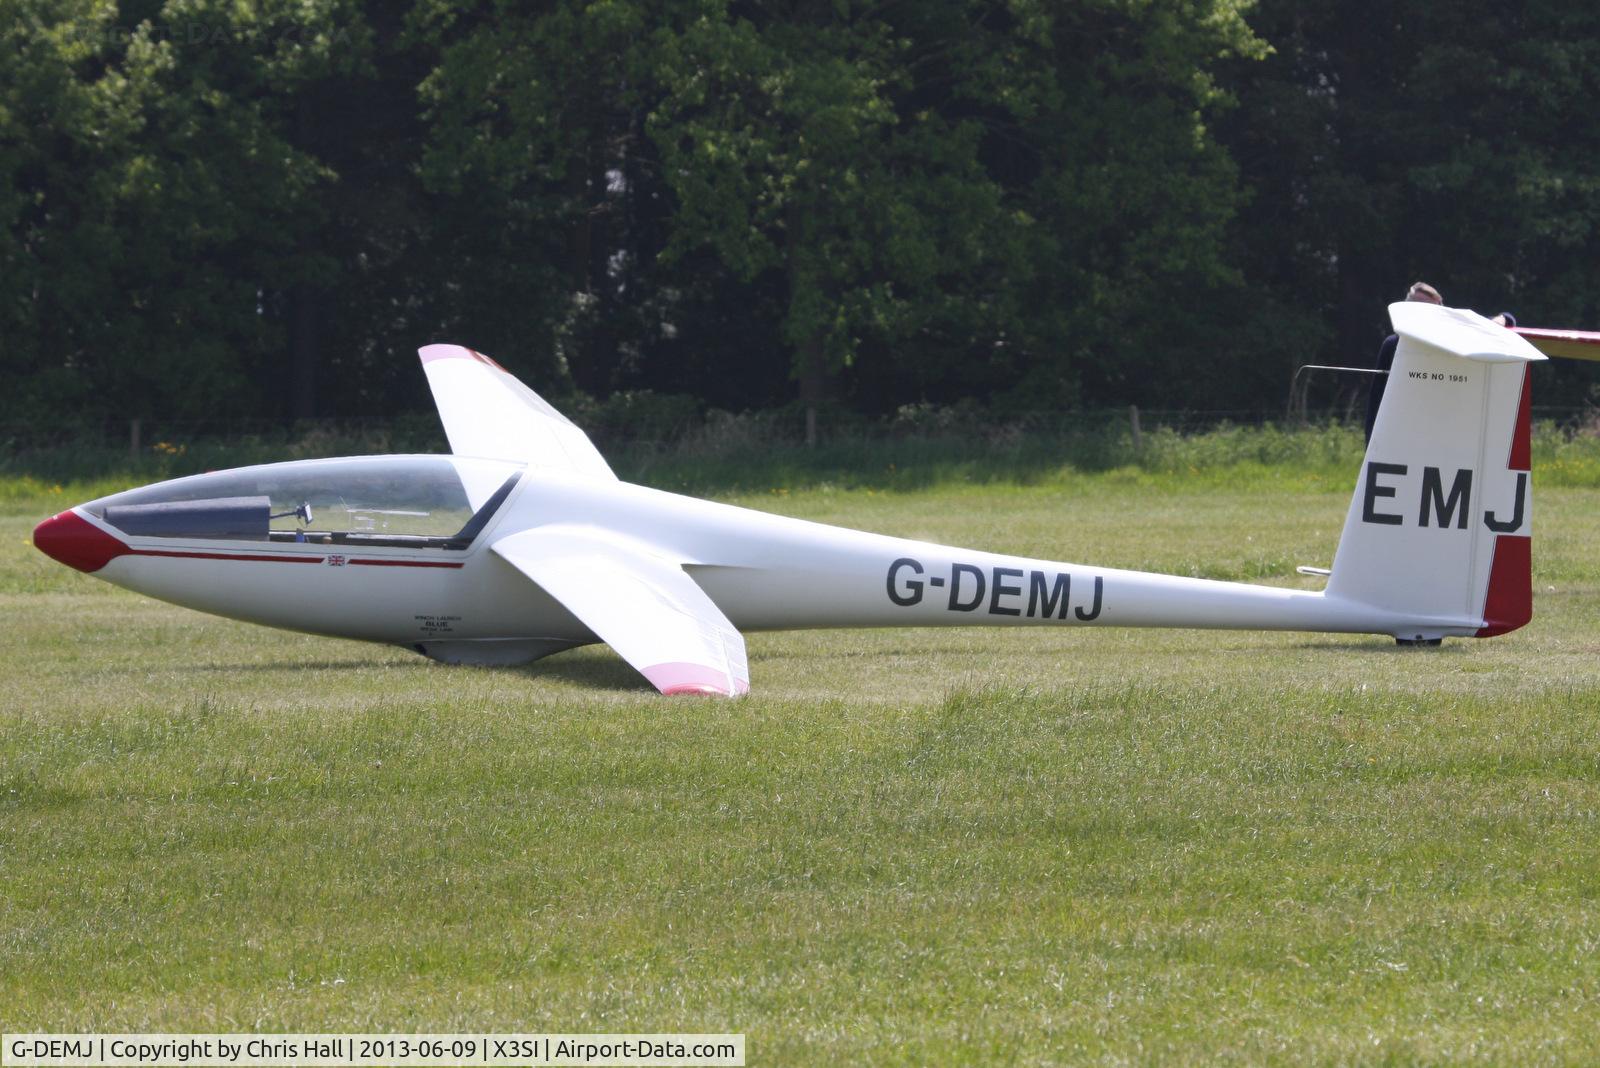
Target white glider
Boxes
[33,305,1542,696]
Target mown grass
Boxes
[3,437,1600,1064]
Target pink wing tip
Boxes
[419,344,471,364]
[642,662,749,697]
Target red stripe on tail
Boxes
[1476,535,1531,636]
[1477,366,1533,637]
[1508,366,1532,471]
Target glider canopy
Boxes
[87,455,523,548]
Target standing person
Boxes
[1364,282,1443,442]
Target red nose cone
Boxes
[32,511,128,573]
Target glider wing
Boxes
[1512,326,1600,362]
[491,525,750,697]
[419,344,616,479]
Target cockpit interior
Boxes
[86,456,524,551]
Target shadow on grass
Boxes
[511,651,652,693]
[1293,639,1472,655]
[164,658,410,674]
[140,647,659,694]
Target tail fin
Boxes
[1326,303,1544,639]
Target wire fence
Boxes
[2,404,1597,460]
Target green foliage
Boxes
[993,0,1267,407]
[1219,0,1600,405]
[648,3,1015,387]
[5,0,1600,431]
[2,0,375,425]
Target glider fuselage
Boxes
[41,465,1474,663]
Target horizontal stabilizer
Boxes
[1388,302,1546,363]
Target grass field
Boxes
[4,445,1600,1064]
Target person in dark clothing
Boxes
[1364,282,1443,442]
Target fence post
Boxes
[129,418,141,460]
[1128,405,1143,452]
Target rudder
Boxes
[1326,303,1542,640]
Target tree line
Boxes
[5,0,1599,439]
